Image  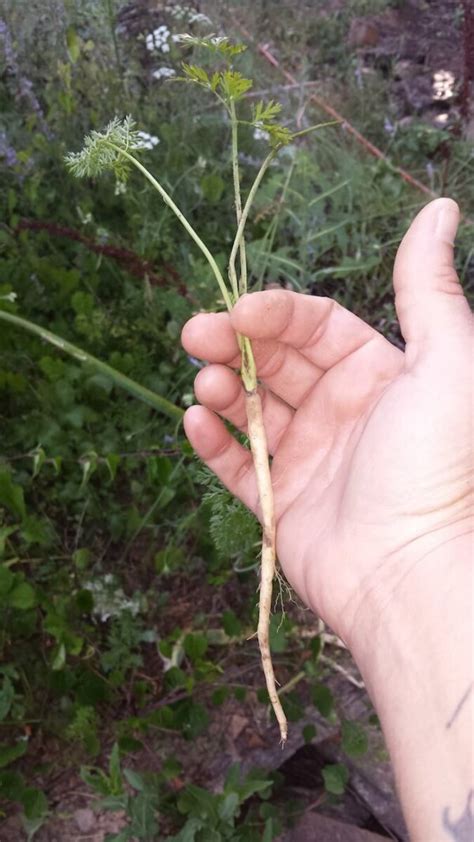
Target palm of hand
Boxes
[182,282,472,646]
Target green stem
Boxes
[230,99,247,297]
[256,158,295,289]
[104,0,124,89]
[290,119,341,138]
[229,149,277,289]
[0,310,183,422]
[108,144,233,311]
[119,454,185,563]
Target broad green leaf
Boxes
[0,526,16,558]
[66,26,81,62]
[218,791,239,821]
[200,173,225,203]
[269,614,289,653]
[341,720,369,757]
[0,739,27,768]
[309,635,322,660]
[31,447,46,479]
[81,451,98,488]
[169,816,203,842]
[183,632,208,662]
[302,723,317,744]
[105,453,120,481]
[108,743,122,795]
[0,471,26,520]
[73,548,91,570]
[177,784,217,819]
[51,643,66,671]
[221,611,241,638]
[211,687,229,706]
[0,563,14,595]
[0,676,14,721]
[123,768,145,791]
[262,817,274,842]
[322,763,349,795]
[21,786,48,820]
[311,683,334,718]
[9,582,36,610]
[0,769,25,799]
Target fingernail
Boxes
[434,200,459,245]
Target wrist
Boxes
[348,530,473,680]
[348,533,473,841]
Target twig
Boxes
[14,218,188,296]
[319,654,365,690]
[233,23,444,199]
[2,448,182,465]
[246,30,437,196]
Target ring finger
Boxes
[194,364,294,455]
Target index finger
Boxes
[231,290,401,369]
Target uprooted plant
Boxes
[65,34,337,744]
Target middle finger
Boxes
[182,312,324,408]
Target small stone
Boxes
[74,808,96,833]
[230,714,248,740]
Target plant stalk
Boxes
[109,144,234,311]
[229,149,276,289]
[229,105,287,744]
[230,99,248,297]
[0,310,183,421]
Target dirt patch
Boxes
[350,0,469,128]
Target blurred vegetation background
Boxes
[0,0,472,839]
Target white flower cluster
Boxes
[146,25,176,53]
[135,130,160,149]
[152,66,176,80]
[164,4,211,25]
[253,126,270,142]
[84,574,142,622]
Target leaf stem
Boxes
[229,149,277,290]
[0,310,183,421]
[108,144,234,312]
[229,99,247,297]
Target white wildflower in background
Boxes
[114,181,127,195]
[84,574,143,622]
[432,69,455,101]
[188,11,212,24]
[164,4,212,25]
[253,126,270,142]
[135,131,160,150]
[145,25,171,53]
[152,66,176,80]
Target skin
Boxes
[181,197,473,840]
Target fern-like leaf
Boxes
[65,116,142,180]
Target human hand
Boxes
[181,198,473,652]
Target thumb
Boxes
[393,198,472,351]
